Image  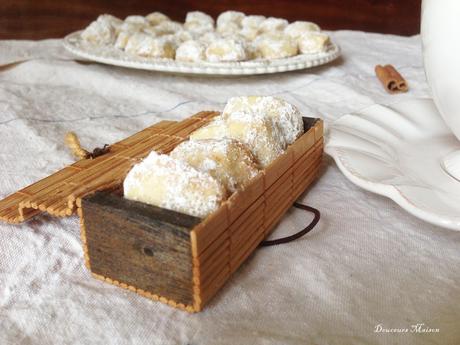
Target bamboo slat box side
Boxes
[80,116,324,312]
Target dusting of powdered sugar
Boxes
[223,96,304,144]
[225,111,286,167]
[81,14,122,45]
[170,138,260,192]
[123,151,225,218]
[205,38,248,62]
[176,40,206,62]
[253,33,298,59]
[190,111,286,167]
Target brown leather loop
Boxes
[259,203,320,247]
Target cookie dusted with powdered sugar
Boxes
[145,12,170,26]
[205,38,248,62]
[124,15,148,26]
[125,33,176,58]
[284,21,320,40]
[259,17,289,33]
[80,11,329,62]
[216,11,245,29]
[81,14,122,45]
[154,21,183,36]
[298,32,330,54]
[176,40,206,62]
[241,15,266,29]
[223,96,304,144]
[123,151,226,218]
[253,32,298,59]
[184,11,214,35]
[190,112,286,168]
[170,138,260,193]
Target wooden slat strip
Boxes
[161,118,212,139]
[230,213,264,253]
[230,204,264,239]
[293,166,322,199]
[190,203,229,257]
[20,167,81,196]
[230,228,265,273]
[226,174,264,224]
[194,239,229,270]
[292,140,323,172]
[228,195,264,233]
[293,143,323,176]
[290,125,316,162]
[293,154,323,187]
[265,172,293,200]
[263,150,293,189]
[189,111,220,121]
[114,134,168,160]
[144,120,177,132]
[193,246,230,287]
[265,200,295,232]
[265,168,291,196]
[197,265,230,306]
[159,118,203,137]
[70,168,132,208]
[193,231,228,265]
[24,157,128,212]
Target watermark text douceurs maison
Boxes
[374,323,440,334]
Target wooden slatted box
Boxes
[0,111,323,313]
[80,116,324,313]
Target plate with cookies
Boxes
[63,11,340,75]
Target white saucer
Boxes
[325,98,460,230]
[63,31,340,76]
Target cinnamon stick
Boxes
[375,64,408,93]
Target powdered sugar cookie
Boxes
[216,11,245,29]
[216,22,241,37]
[199,31,222,44]
[298,31,330,54]
[239,26,259,41]
[170,138,260,192]
[223,96,304,144]
[241,15,266,28]
[191,112,286,167]
[125,33,176,58]
[205,38,248,62]
[120,21,145,33]
[146,12,170,26]
[254,32,298,59]
[81,14,122,44]
[124,15,148,25]
[176,40,206,62]
[114,31,132,49]
[185,11,214,27]
[259,17,288,33]
[124,151,225,218]
[154,21,183,36]
[174,30,194,43]
[284,21,320,40]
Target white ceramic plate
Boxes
[63,31,341,75]
[326,98,460,230]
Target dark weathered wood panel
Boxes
[82,191,201,306]
[0,0,421,39]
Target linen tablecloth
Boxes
[0,31,459,345]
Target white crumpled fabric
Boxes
[0,32,459,345]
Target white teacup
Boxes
[422,0,460,179]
